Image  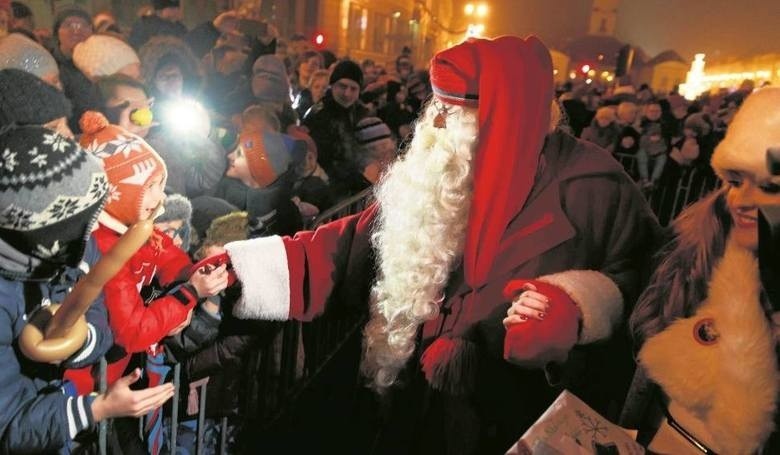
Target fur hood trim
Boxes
[639,238,779,454]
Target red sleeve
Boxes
[94,229,196,353]
[152,228,193,285]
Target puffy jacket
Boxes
[0,238,112,453]
[65,213,197,394]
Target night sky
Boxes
[489,0,780,61]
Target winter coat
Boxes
[64,213,197,394]
[580,120,620,152]
[620,241,780,454]
[302,92,370,179]
[224,131,661,454]
[0,237,112,453]
[147,131,227,198]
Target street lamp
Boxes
[476,4,489,17]
[464,2,488,39]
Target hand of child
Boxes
[90,368,175,421]
[188,264,229,297]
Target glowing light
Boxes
[679,53,706,101]
[466,23,485,38]
[476,4,489,17]
[314,33,324,46]
[587,69,596,77]
[464,3,475,15]
[601,71,609,78]
[606,75,614,82]
[581,64,591,74]
[393,11,401,18]
[553,69,559,75]
[586,78,593,84]
[569,71,577,79]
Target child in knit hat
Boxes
[0,32,61,87]
[354,116,397,185]
[154,193,194,251]
[64,111,228,396]
[0,124,175,452]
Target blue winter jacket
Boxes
[0,237,113,453]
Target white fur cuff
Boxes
[537,270,623,344]
[225,235,290,320]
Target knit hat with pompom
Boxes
[79,111,167,226]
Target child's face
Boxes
[139,174,166,221]
[226,146,252,184]
[155,219,184,247]
[644,103,662,121]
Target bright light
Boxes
[464,3,475,15]
[476,4,489,17]
[161,98,210,137]
[585,78,593,84]
[581,64,591,74]
[569,71,577,79]
[314,33,324,46]
[606,75,614,82]
[465,23,486,38]
[680,53,706,101]
[587,69,596,77]
[601,71,609,78]
[553,69,559,75]
[393,11,401,18]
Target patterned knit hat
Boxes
[355,117,392,145]
[79,111,167,226]
[0,68,72,126]
[0,125,108,276]
[240,130,303,187]
[0,33,59,82]
[73,34,140,81]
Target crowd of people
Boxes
[0,1,779,454]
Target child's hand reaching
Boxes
[188,264,229,298]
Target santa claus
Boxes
[218,36,659,453]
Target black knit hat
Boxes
[0,125,108,278]
[329,60,363,88]
[152,0,180,10]
[0,69,72,126]
[52,6,92,38]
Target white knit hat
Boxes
[0,33,59,82]
[73,34,140,81]
[711,87,780,181]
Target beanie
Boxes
[0,69,72,126]
[152,0,180,10]
[52,6,92,38]
[156,193,192,250]
[240,130,300,187]
[202,211,249,249]
[0,125,108,277]
[355,117,392,145]
[251,55,290,104]
[0,33,59,81]
[73,35,140,81]
[79,111,167,226]
[329,60,363,87]
[711,88,780,182]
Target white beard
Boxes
[361,103,477,390]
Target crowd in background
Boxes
[0,0,770,453]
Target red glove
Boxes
[502,279,581,367]
[189,252,237,287]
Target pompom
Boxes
[79,110,109,135]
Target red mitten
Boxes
[189,252,237,287]
[502,279,581,367]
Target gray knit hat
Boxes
[251,55,290,104]
[155,193,192,249]
[355,117,392,145]
[0,69,72,126]
[0,33,59,82]
[0,125,108,277]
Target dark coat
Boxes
[227,131,662,454]
[129,15,187,50]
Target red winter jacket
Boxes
[65,214,197,393]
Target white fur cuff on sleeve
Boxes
[225,235,290,320]
[537,270,623,344]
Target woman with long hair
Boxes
[622,87,780,454]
